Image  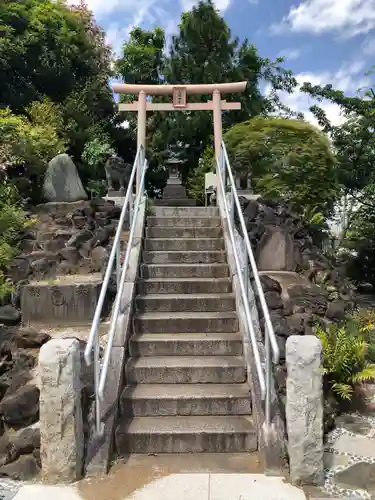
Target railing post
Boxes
[129,186,134,231]
[94,337,102,435]
[229,185,234,227]
[115,239,121,291]
[220,146,225,191]
[243,246,249,304]
[265,326,271,429]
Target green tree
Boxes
[224,116,338,216]
[116,26,165,86]
[0,0,116,163]
[186,145,215,204]
[300,67,375,283]
[0,101,67,201]
[115,1,297,190]
[301,66,375,202]
[164,0,297,177]
[116,27,169,195]
[0,181,33,298]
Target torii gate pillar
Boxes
[136,91,147,189]
[213,89,223,166]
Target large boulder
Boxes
[0,385,40,429]
[43,154,87,202]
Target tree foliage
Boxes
[317,322,375,401]
[116,26,169,194]
[224,116,337,215]
[115,1,297,192]
[0,182,33,298]
[186,145,215,204]
[164,0,296,177]
[302,67,375,200]
[0,0,118,155]
[0,101,67,201]
[301,67,375,283]
[0,0,127,200]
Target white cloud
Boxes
[272,0,375,37]
[277,60,369,127]
[68,0,232,56]
[180,0,232,11]
[362,36,375,54]
[68,0,161,46]
[277,48,302,61]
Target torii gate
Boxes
[112,82,247,192]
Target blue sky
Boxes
[68,0,375,126]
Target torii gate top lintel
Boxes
[112,81,247,96]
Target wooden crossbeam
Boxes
[119,100,241,112]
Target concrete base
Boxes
[9,473,311,500]
[21,274,107,326]
[126,474,308,500]
[104,195,127,208]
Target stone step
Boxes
[115,416,257,453]
[142,251,226,264]
[152,206,219,217]
[147,216,221,228]
[144,238,224,252]
[137,277,232,294]
[145,226,223,239]
[120,384,251,417]
[153,198,196,206]
[129,332,243,357]
[141,264,230,279]
[133,311,239,334]
[135,293,236,313]
[126,356,246,384]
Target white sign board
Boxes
[205,172,216,193]
[173,86,187,108]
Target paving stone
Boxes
[333,434,375,458]
[0,479,20,500]
[335,415,373,436]
[323,452,350,469]
[333,462,375,496]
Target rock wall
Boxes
[0,197,124,481]
[238,196,355,428]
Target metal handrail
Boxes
[98,160,148,400]
[84,145,147,434]
[217,141,280,427]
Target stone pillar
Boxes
[39,338,84,483]
[286,335,324,485]
[136,90,147,193]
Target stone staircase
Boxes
[115,206,257,454]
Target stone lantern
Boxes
[156,158,196,206]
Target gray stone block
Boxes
[39,338,83,482]
[43,154,87,202]
[286,335,324,485]
[21,274,107,325]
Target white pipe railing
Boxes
[84,146,147,434]
[217,141,280,428]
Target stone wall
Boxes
[0,197,124,482]
[222,194,286,474]
[238,196,355,413]
[231,195,356,479]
